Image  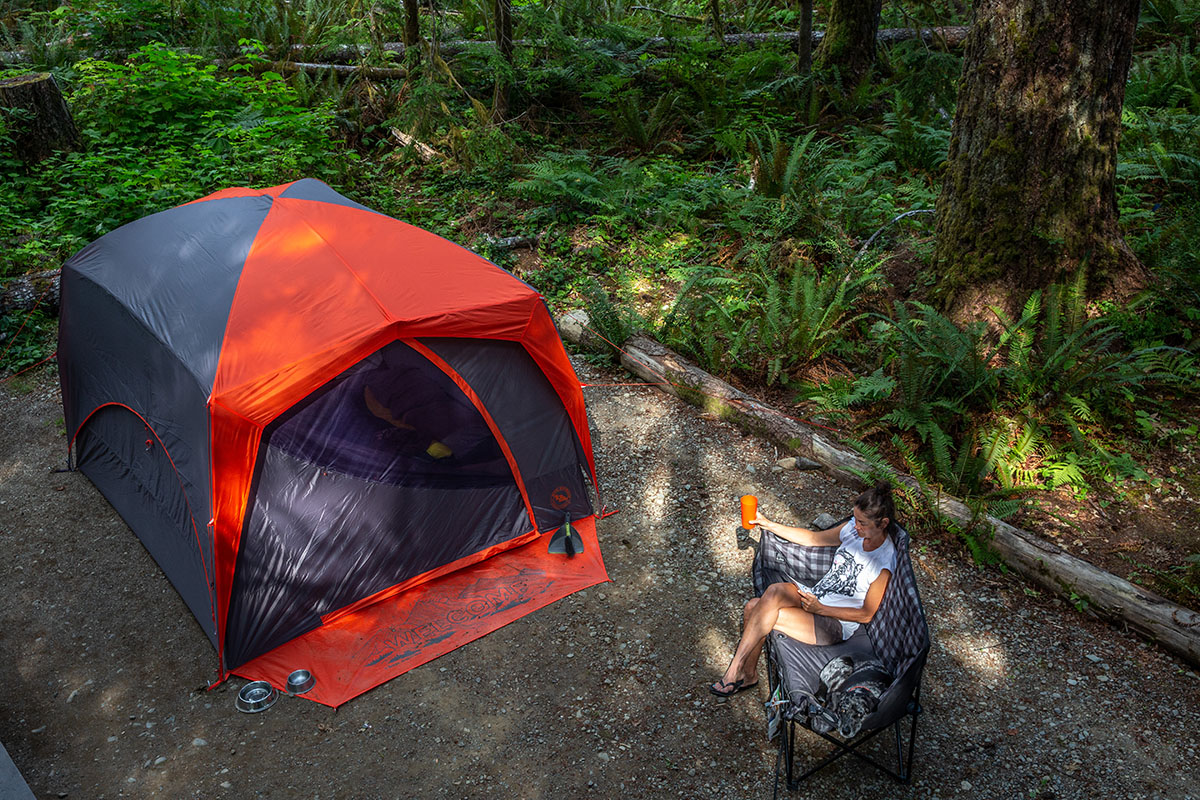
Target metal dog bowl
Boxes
[286,669,315,696]
[235,681,278,713]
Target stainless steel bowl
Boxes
[235,681,278,713]
[286,669,315,696]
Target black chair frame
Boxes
[754,516,931,793]
[771,656,923,787]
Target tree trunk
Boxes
[0,72,79,165]
[491,0,514,121]
[403,0,420,48]
[932,0,1146,323]
[709,0,726,43]
[796,0,814,75]
[813,0,884,89]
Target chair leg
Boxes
[902,697,921,782]
[784,719,795,786]
[772,721,789,800]
[784,706,923,788]
[893,721,908,782]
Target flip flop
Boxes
[709,678,759,697]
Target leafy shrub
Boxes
[0,43,352,276]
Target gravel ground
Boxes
[1,358,1199,800]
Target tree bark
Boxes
[796,0,814,75]
[813,0,885,89]
[492,0,514,121]
[0,72,79,165]
[932,0,1147,323]
[403,0,420,48]
[708,0,726,43]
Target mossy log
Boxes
[259,61,408,80]
[285,25,968,62]
[0,72,79,164]
[557,312,1200,668]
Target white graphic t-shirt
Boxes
[795,518,896,640]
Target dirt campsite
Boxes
[1,354,1198,800]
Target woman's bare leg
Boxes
[713,582,817,692]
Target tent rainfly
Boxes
[57,179,608,707]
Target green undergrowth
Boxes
[1,3,1198,575]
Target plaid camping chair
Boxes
[753,516,931,790]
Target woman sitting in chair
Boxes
[711,482,898,697]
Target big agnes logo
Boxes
[550,486,572,509]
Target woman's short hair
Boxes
[854,481,896,530]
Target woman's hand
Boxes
[796,589,824,615]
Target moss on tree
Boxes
[932,0,1147,323]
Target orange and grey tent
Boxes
[57,179,608,707]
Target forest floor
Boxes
[1,359,1199,800]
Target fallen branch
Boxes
[557,311,1200,669]
[479,233,539,251]
[389,128,442,162]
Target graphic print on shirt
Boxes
[811,550,864,599]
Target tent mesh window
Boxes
[224,340,531,667]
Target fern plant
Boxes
[510,150,615,219]
[795,368,896,424]
[579,279,642,360]
[748,259,880,383]
[874,300,1002,419]
[610,89,683,153]
[661,256,880,386]
[659,267,753,375]
[995,280,1193,422]
[745,128,834,200]
[1119,106,1200,194]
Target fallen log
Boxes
[478,233,538,251]
[287,25,970,61]
[557,311,1200,669]
[1,268,61,316]
[390,128,442,162]
[0,26,969,66]
[262,60,408,80]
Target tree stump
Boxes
[0,72,79,165]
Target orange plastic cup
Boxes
[740,495,758,530]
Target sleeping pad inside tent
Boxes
[57,178,608,707]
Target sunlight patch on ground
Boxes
[699,626,735,673]
[0,458,25,484]
[937,630,1011,688]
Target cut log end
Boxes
[0,71,79,164]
